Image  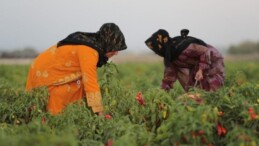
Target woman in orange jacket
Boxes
[26,23,127,116]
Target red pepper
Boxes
[105,114,112,120]
[248,107,256,120]
[135,91,145,106]
[217,123,227,136]
[218,111,223,116]
[197,130,204,136]
[105,139,113,146]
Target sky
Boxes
[1,0,259,53]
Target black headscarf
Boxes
[57,23,127,67]
[145,29,207,66]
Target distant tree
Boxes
[0,47,38,58]
[228,41,259,55]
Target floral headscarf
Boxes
[57,23,127,67]
[97,23,127,53]
[145,29,207,66]
[144,29,170,57]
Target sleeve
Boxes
[161,62,177,91]
[186,44,211,71]
[77,46,103,113]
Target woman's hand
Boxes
[98,111,104,116]
[106,51,118,58]
[195,69,203,81]
[161,82,171,92]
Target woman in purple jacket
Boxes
[145,29,225,92]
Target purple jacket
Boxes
[161,44,225,92]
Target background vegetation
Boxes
[1,40,259,59]
[0,60,258,146]
[228,41,259,55]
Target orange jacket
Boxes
[26,45,103,114]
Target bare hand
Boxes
[106,51,118,58]
[98,111,104,116]
[195,69,203,81]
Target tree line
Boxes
[0,40,259,58]
[227,40,259,55]
[0,47,38,58]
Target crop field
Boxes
[0,60,258,146]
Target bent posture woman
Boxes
[26,23,127,115]
[145,29,224,92]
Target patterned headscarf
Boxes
[145,29,207,66]
[57,23,127,67]
[144,29,170,57]
[97,23,127,53]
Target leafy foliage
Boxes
[0,61,259,146]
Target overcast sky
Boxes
[1,0,259,53]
